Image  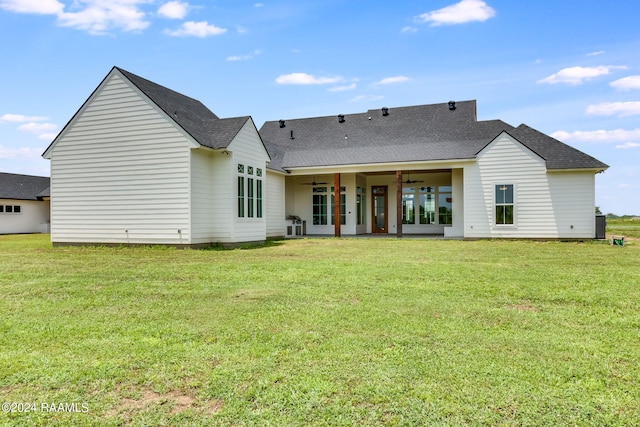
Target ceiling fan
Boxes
[403,174,424,184]
[300,176,329,186]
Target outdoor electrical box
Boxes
[595,215,606,239]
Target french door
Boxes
[371,186,388,233]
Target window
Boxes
[402,184,451,225]
[495,184,514,225]
[438,186,452,225]
[247,178,254,217]
[14,205,20,213]
[256,180,263,218]
[237,176,245,217]
[237,164,263,219]
[0,206,3,213]
[419,186,435,224]
[313,187,328,225]
[356,187,366,225]
[6,205,13,213]
[330,186,346,225]
[402,187,415,224]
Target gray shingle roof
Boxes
[506,124,609,170]
[259,100,608,171]
[117,67,249,150]
[0,172,50,200]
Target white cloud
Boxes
[616,142,640,149]
[551,128,640,143]
[0,113,49,123]
[254,3,263,7]
[0,145,44,159]
[158,1,188,19]
[1,0,153,34]
[610,75,640,91]
[1,114,57,139]
[57,1,150,34]
[401,26,417,34]
[586,102,640,117]
[328,83,357,92]
[165,21,227,37]
[586,50,605,57]
[226,49,262,62]
[375,76,409,85]
[416,0,495,26]
[275,73,342,85]
[538,65,628,85]
[17,122,58,139]
[0,0,63,14]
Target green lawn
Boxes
[0,235,638,426]
[607,218,640,239]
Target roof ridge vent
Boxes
[382,107,389,116]
[279,119,285,128]
[448,101,456,111]
[338,114,345,123]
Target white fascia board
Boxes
[284,158,475,175]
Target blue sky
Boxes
[1,0,639,215]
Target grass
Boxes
[0,234,638,426]
[607,217,640,239]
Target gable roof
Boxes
[506,124,609,171]
[261,101,509,169]
[43,67,253,157]
[259,101,608,172]
[0,172,50,201]
[116,67,252,150]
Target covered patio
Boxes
[282,167,464,238]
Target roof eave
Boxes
[282,157,476,174]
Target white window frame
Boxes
[494,183,517,227]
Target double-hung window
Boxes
[495,184,514,225]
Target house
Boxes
[0,172,50,234]
[43,67,273,247]
[42,67,608,246]
[260,102,609,239]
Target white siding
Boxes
[464,133,596,238]
[445,168,464,237]
[48,73,193,245]
[228,120,270,243]
[190,147,234,244]
[266,170,285,238]
[0,199,50,234]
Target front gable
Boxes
[43,68,199,159]
[227,118,271,163]
[476,131,546,169]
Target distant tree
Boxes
[595,206,602,215]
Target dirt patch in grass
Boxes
[106,388,223,418]
[508,301,539,312]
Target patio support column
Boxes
[334,173,341,237]
[396,170,403,238]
